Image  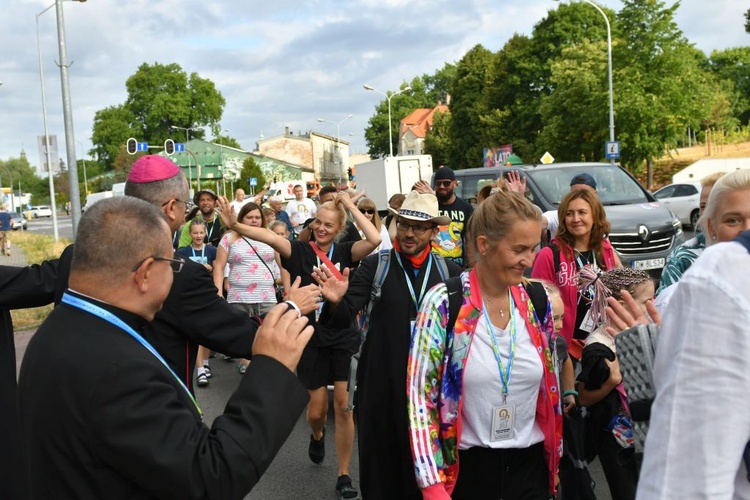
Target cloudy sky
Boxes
[0,0,747,170]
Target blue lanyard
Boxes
[61,293,203,418]
[575,250,597,270]
[314,243,334,268]
[481,292,516,404]
[394,252,433,311]
[191,245,205,260]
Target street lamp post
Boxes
[218,128,229,196]
[55,0,87,235]
[35,2,61,242]
[555,0,615,165]
[363,84,412,157]
[171,125,202,196]
[317,115,353,187]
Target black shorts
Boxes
[297,338,359,390]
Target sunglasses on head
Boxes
[435,180,453,187]
[360,209,376,215]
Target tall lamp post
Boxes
[54,0,87,235]
[218,128,229,196]
[36,2,65,242]
[170,125,202,195]
[317,114,353,186]
[363,84,412,157]
[555,0,615,165]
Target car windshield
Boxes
[526,165,650,206]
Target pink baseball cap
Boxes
[127,155,181,183]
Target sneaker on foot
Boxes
[335,475,358,500]
[203,365,212,378]
[196,372,209,387]
[308,427,325,464]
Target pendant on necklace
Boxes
[499,310,505,319]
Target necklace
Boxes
[484,290,510,318]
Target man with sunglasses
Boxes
[432,166,474,268]
[312,191,462,498]
[19,196,314,498]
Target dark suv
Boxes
[453,162,684,278]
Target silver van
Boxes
[453,162,685,278]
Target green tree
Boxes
[615,0,730,183]
[745,8,750,33]
[91,62,226,170]
[364,64,456,158]
[707,47,750,124]
[237,157,267,193]
[423,110,453,166]
[211,135,242,150]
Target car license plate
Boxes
[632,258,665,270]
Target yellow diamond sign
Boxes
[540,151,555,164]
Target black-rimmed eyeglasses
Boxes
[396,220,435,236]
[162,198,195,211]
[131,256,185,273]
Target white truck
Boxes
[82,191,113,212]
[354,155,434,209]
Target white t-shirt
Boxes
[355,223,393,255]
[230,199,249,214]
[460,304,545,449]
[637,240,750,500]
[285,198,317,233]
[220,233,277,305]
[543,210,559,239]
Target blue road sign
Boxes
[175,143,186,152]
[249,177,258,186]
[136,142,149,152]
[605,141,621,159]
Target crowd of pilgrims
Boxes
[8,159,750,499]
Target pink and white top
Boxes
[219,233,278,305]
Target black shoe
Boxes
[308,427,325,464]
[335,475,358,500]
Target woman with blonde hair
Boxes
[355,197,392,254]
[408,190,562,499]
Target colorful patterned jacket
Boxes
[407,269,563,499]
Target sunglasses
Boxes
[435,180,453,187]
[360,209,376,215]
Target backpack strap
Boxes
[735,230,750,253]
[345,250,391,410]
[445,276,464,336]
[550,242,561,275]
[524,280,549,325]
[433,254,450,282]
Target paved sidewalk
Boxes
[0,238,29,268]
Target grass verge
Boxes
[10,231,72,331]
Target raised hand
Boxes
[605,290,661,338]
[312,264,350,305]
[412,180,434,195]
[504,171,526,194]
[216,196,238,228]
[286,276,321,315]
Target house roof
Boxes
[399,105,450,138]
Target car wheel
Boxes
[690,209,700,230]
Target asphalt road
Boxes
[22,213,74,240]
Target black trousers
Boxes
[452,442,550,500]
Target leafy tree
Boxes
[91,63,226,170]
[446,44,495,169]
[237,157,267,192]
[707,47,750,124]
[364,64,456,158]
[91,105,136,169]
[423,110,453,166]
[746,8,750,34]
[211,135,242,150]
[615,0,731,182]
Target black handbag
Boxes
[242,237,284,304]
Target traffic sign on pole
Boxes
[136,142,149,152]
[174,143,186,153]
[605,141,621,159]
[249,177,258,186]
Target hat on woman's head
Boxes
[388,190,450,226]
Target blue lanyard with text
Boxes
[61,293,203,418]
[481,291,516,404]
[394,252,433,311]
[191,245,205,260]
